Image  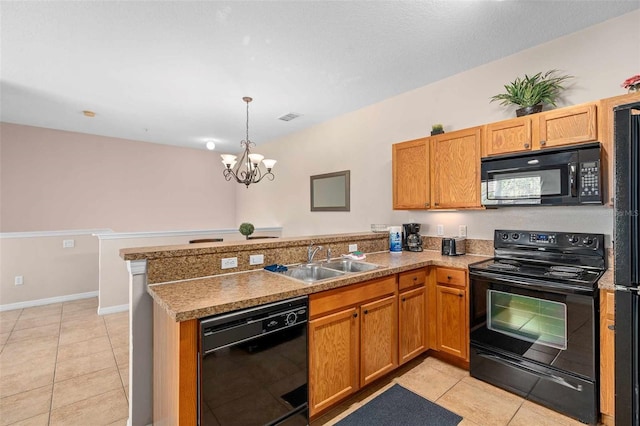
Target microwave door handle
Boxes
[569,162,577,197]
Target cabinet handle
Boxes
[540,140,547,146]
[364,309,369,315]
[435,202,440,207]
[458,293,463,298]
[425,202,430,207]
[608,324,615,331]
[524,143,530,149]
[353,312,358,318]
[402,297,406,302]
[447,275,452,280]
[413,277,417,281]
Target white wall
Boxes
[236,11,640,245]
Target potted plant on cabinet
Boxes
[490,70,573,117]
[239,222,255,239]
[431,124,444,136]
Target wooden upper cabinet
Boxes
[392,138,430,209]
[484,116,533,156]
[430,127,482,209]
[539,103,597,148]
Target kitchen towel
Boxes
[335,384,462,426]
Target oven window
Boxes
[487,290,567,350]
[487,169,562,200]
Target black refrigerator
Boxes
[614,101,640,426]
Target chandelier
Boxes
[220,97,276,188]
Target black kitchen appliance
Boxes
[613,101,640,426]
[402,223,423,252]
[441,237,466,256]
[198,296,308,426]
[481,142,603,207]
[469,229,605,425]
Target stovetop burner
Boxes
[487,260,520,271]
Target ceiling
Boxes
[1,1,637,153]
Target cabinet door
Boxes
[484,116,533,156]
[392,138,430,209]
[399,286,426,365]
[430,127,482,209]
[435,285,467,360]
[600,289,615,420]
[309,307,359,416]
[539,103,597,148]
[360,295,398,387]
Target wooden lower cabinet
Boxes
[308,276,397,417]
[600,289,615,424]
[308,307,359,416]
[429,267,468,361]
[360,295,398,386]
[398,285,427,364]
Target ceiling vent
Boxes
[278,113,302,122]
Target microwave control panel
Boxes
[579,160,600,199]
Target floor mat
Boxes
[335,384,462,426]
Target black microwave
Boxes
[481,142,603,207]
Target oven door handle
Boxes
[469,271,594,295]
[476,351,583,391]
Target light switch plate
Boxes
[15,275,23,286]
[221,257,238,269]
[62,239,75,248]
[459,225,467,237]
[436,225,444,236]
[348,244,358,252]
[249,254,264,265]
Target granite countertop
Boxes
[148,250,490,322]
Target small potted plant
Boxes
[431,124,444,136]
[490,70,573,117]
[239,222,255,239]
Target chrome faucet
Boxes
[307,243,323,263]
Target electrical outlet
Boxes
[249,254,264,265]
[348,244,358,252]
[15,276,23,286]
[436,224,444,236]
[459,225,467,237]
[221,257,238,269]
[62,239,75,248]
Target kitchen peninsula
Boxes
[121,232,492,425]
[121,232,614,425]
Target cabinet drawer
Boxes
[435,267,466,288]
[398,269,426,290]
[310,276,397,318]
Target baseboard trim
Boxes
[97,303,129,316]
[0,291,99,312]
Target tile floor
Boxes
[312,356,589,426]
[0,298,594,426]
[0,297,129,426]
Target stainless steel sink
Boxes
[322,259,380,273]
[273,259,381,284]
[279,263,345,283]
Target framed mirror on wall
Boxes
[310,170,350,211]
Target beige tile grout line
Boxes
[47,305,63,426]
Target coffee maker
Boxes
[402,223,423,252]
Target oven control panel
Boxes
[495,230,604,250]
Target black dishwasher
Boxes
[199,296,308,426]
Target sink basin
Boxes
[280,263,345,283]
[322,259,380,273]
